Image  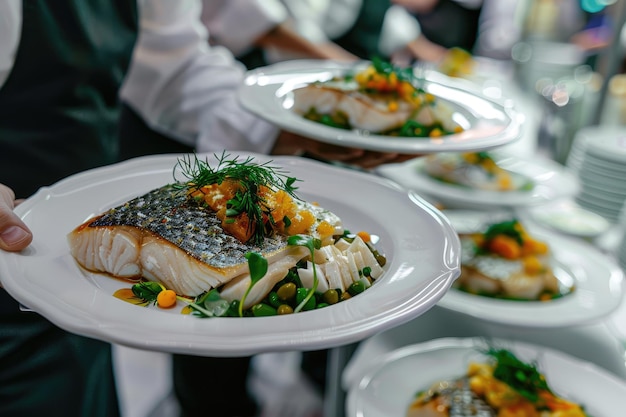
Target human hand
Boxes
[0,184,32,252]
[271,131,419,169]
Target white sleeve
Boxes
[120,0,279,154]
[201,0,288,57]
[378,5,422,57]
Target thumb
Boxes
[0,185,33,251]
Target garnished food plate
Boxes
[438,210,624,327]
[0,153,460,357]
[237,60,524,154]
[376,152,579,208]
[345,337,626,417]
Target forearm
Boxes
[120,0,279,152]
[255,23,357,60]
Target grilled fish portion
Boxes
[407,378,495,417]
[293,83,414,133]
[68,184,296,297]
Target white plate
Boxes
[525,200,611,239]
[0,153,460,357]
[437,210,624,328]
[237,60,524,154]
[375,153,580,209]
[346,337,626,417]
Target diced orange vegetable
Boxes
[429,128,443,137]
[220,210,254,242]
[357,231,371,243]
[522,238,549,256]
[288,209,315,235]
[523,255,543,274]
[317,221,336,240]
[488,234,522,259]
[157,289,177,308]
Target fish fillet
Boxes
[292,84,413,132]
[68,184,297,297]
[292,82,460,134]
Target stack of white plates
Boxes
[618,233,626,272]
[566,125,626,223]
[616,203,626,272]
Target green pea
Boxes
[296,288,316,311]
[348,281,366,296]
[316,302,329,309]
[277,304,294,315]
[226,300,241,317]
[251,303,277,317]
[277,282,297,301]
[322,289,339,305]
[267,291,282,308]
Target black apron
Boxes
[414,0,482,52]
[0,2,137,416]
[332,0,391,60]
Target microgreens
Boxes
[287,234,322,313]
[238,252,269,317]
[485,347,551,404]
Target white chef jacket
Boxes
[200,0,421,64]
[0,0,280,154]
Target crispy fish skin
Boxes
[68,184,290,296]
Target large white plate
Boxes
[437,210,624,328]
[375,152,580,209]
[237,60,524,154]
[346,337,626,417]
[0,153,460,357]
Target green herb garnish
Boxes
[287,234,322,313]
[483,219,524,246]
[239,252,269,317]
[175,152,300,245]
[485,347,551,404]
[131,281,164,305]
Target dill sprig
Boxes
[485,347,552,404]
[174,152,300,245]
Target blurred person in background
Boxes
[203,0,457,69]
[392,0,484,53]
[0,1,412,416]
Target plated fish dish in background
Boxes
[292,58,464,138]
[456,218,572,301]
[422,152,534,192]
[407,347,591,417]
[68,153,386,317]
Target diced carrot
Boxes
[523,255,543,274]
[356,231,371,243]
[288,209,315,235]
[317,221,336,240]
[522,238,549,255]
[429,128,443,137]
[157,289,177,309]
[488,234,522,259]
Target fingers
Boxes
[271,130,420,169]
[0,184,33,252]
